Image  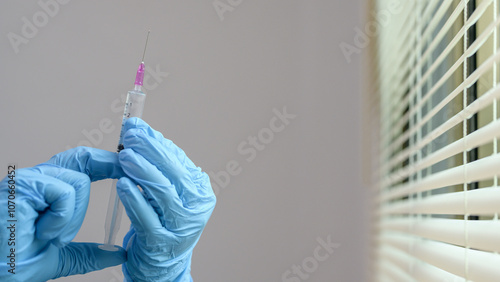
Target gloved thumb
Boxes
[54,242,126,278]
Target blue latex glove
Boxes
[0,147,127,282]
[116,118,216,282]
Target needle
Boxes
[142,30,150,63]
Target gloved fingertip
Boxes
[56,243,127,278]
[118,148,135,163]
[124,116,140,125]
[116,176,135,191]
[123,117,147,131]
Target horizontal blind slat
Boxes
[378,260,413,282]
[380,187,500,215]
[380,245,465,282]
[383,102,500,187]
[379,153,500,202]
[379,218,500,252]
[379,234,500,280]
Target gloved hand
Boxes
[116,118,216,282]
[0,147,127,282]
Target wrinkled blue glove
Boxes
[0,147,127,282]
[116,118,216,282]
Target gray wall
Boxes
[0,1,367,281]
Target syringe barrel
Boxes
[117,90,146,151]
[103,179,121,248]
[102,89,146,248]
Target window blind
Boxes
[365,0,500,281]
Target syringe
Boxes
[100,31,150,251]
